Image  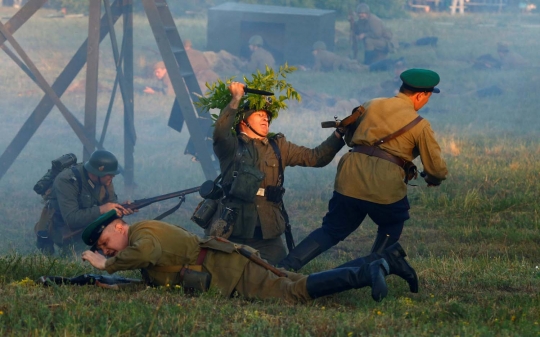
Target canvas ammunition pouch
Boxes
[207,204,238,239]
[229,163,264,202]
[151,248,211,294]
[34,202,55,236]
[265,185,285,203]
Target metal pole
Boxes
[83,0,102,161]
[123,0,136,191]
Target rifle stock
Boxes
[122,186,201,211]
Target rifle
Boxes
[122,186,201,220]
[121,186,200,211]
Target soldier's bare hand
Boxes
[143,86,156,94]
[100,202,128,217]
[228,82,245,100]
[82,250,107,270]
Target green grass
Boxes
[1,6,540,336]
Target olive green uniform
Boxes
[246,48,275,72]
[313,50,366,72]
[211,104,345,264]
[186,48,220,93]
[354,14,392,52]
[336,93,448,203]
[105,220,312,302]
[49,164,117,245]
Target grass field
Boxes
[0,5,539,336]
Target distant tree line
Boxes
[45,0,538,17]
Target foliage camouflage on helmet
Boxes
[195,64,301,129]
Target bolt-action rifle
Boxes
[122,186,201,221]
[121,186,200,211]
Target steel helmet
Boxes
[84,150,121,177]
[248,35,264,46]
[313,41,327,50]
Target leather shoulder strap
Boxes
[373,116,424,146]
[268,138,284,187]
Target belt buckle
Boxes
[256,188,265,197]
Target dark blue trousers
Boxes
[306,191,410,251]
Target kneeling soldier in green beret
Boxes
[81,210,418,303]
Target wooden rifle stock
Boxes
[122,186,201,211]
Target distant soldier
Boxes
[312,41,367,73]
[184,39,219,93]
[38,150,132,254]
[497,42,529,69]
[353,3,394,65]
[246,35,275,72]
[144,61,173,96]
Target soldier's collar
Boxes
[238,133,269,145]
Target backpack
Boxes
[33,153,78,199]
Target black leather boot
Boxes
[277,236,323,271]
[335,242,418,293]
[364,51,376,65]
[36,231,55,255]
[306,259,389,302]
[380,242,418,293]
[370,233,398,254]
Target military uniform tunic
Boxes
[105,221,312,302]
[353,14,392,52]
[210,104,344,263]
[246,48,275,72]
[336,93,448,204]
[49,164,117,244]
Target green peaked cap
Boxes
[400,68,440,93]
[81,210,119,246]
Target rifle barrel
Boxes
[123,186,200,210]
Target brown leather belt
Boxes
[352,145,405,167]
[152,248,208,273]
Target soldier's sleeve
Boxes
[417,123,448,185]
[213,104,238,160]
[280,132,345,168]
[367,17,384,39]
[105,230,162,274]
[53,174,101,230]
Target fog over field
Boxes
[0,6,538,255]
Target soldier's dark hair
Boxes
[399,85,416,96]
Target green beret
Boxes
[400,68,440,93]
[81,210,119,248]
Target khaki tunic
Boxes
[49,164,117,244]
[354,14,392,52]
[246,48,275,72]
[335,93,447,204]
[314,50,366,72]
[211,104,345,239]
[105,221,311,302]
[186,48,220,92]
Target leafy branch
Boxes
[195,64,301,123]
